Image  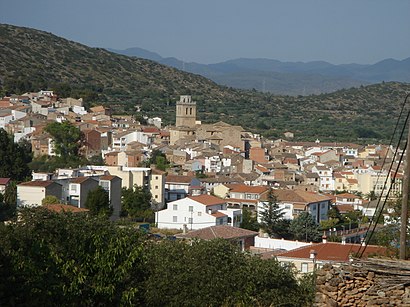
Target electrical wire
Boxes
[357,97,410,257]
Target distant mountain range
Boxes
[108,47,410,95]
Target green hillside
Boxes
[1,24,410,143]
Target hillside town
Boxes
[0,91,403,272]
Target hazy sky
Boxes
[1,0,409,64]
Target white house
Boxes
[312,165,334,191]
[156,194,242,230]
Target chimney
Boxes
[322,231,327,244]
[309,249,317,260]
[342,236,346,245]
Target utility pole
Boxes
[400,93,410,260]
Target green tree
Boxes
[44,121,82,160]
[0,208,146,306]
[146,150,169,171]
[0,129,32,181]
[121,185,152,221]
[290,212,321,242]
[88,154,105,165]
[41,195,61,205]
[259,189,289,238]
[144,238,313,306]
[240,207,259,231]
[85,186,112,217]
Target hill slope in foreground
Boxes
[1,24,410,142]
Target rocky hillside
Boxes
[0,24,238,103]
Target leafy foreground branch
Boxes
[0,209,314,306]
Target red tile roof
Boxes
[189,194,226,206]
[70,177,95,184]
[265,189,332,204]
[18,180,59,187]
[227,184,269,194]
[211,212,227,218]
[0,178,11,185]
[166,175,194,184]
[277,242,388,262]
[142,127,160,133]
[178,225,258,240]
[100,175,118,181]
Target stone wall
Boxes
[315,259,410,306]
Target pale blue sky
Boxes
[1,0,409,64]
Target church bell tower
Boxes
[175,95,196,128]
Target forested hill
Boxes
[1,24,410,143]
[0,24,239,102]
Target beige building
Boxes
[106,166,165,207]
[17,181,62,207]
[175,95,197,128]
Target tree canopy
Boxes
[289,212,321,242]
[121,185,153,221]
[44,121,82,159]
[259,189,290,238]
[0,208,315,306]
[84,186,112,217]
[240,207,259,232]
[0,129,32,181]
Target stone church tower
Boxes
[175,95,196,128]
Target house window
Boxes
[228,217,232,223]
[189,206,193,212]
[285,205,291,209]
[198,212,202,216]
[301,263,309,273]
[312,204,316,210]
[173,204,178,211]
[155,195,158,199]
[70,185,77,192]
[188,217,193,224]
[155,185,158,189]
[173,216,177,222]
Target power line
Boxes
[357,95,410,257]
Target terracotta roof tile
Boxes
[227,184,269,194]
[267,189,332,204]
[211,212,227,218]
[166,175,194,184]
[70,177,96,184]
[178,225,258,240]
[0,178,11,185]
[189,194,225,207]
[18,180,59,187]
[99,175,118,181]
[277,242,388,262]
